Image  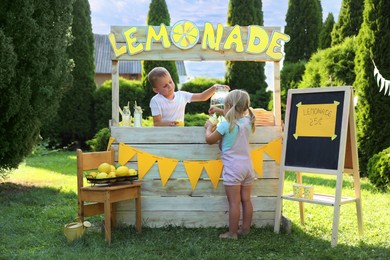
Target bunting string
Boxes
[115,137,282,189]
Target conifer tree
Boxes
[354,0,390,177]
[225,0,269,108]
[284,0,322,62]
[0,0,74,173]
[331,0,364,46]
[141,0,179,116]
[43,0,96,148]
[319,13,335,50]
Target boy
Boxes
[148,67,228,126]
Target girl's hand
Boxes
[204,120,214,129]
[209,106,224,116]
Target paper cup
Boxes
[293,184,304,198]
[304,186,314,200]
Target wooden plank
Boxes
[110,143,277,161]
[116,211,275,228]
[116,196,276,211]
[273,62,282,126]
[134,179,278,197]
[121,161,279,179]
[110,126,281,144]
[112,60,119,126]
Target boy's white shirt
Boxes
[150,91,193,121]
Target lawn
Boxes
[0,151,389,259]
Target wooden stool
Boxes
[77,149,142,244]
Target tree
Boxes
[354,0,390,177]
[42,0,96,148]
[319,13,335,50]
[141,0,179,116]
[331,0,364,46]
[225,0,270,108]
[299,37,356,89]
[284,0,322,62]
[0,0,74,174]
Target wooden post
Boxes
[112,60,119,126]
[273,62,282,126]
[296,172,305,225]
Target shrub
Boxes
[181,77,224,114]
[184,113,209,126]
[86,128,111,152]
[367,147,390,191]
[94,78,145,130]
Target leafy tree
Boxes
[225,0,270,109]
[42,0,96,149]
[354,0,390,177]
[284,0,322,62]
[0,0,74,174]
[319,13,335,50]
[279,61,306,117]
[141,0,179,116]
[299,37,356,89]
[331,0,364,46]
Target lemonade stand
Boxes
[107,21,289,227]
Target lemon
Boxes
[129,169,137,176]
[87,171,97,178]
[96,172,108,179]
[175,120,184,126]
[110,165,116,172]
[170,20,199,49]
[98,163,111,174]
[116,165,129,177]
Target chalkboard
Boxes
[282,87,352,172]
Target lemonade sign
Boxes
[109,20,290,61]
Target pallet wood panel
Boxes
[116,211,275,228]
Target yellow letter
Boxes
[246,26,268,54]
[108,33,127,57]
[145,24,171,51]
[123,27,144,55]
[265,31,290,60]
[201,22,223,51]
[223,25,244,52]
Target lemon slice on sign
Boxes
[170,20,199,49]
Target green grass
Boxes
[1,151,389,259]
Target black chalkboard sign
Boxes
[282,86,352,173]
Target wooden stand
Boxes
[274,86,363,247]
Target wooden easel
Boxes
[274,86,363,247]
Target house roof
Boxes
[94,34,187,76]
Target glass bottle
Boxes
[122,106,131,126]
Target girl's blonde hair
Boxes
[224,89,256,133]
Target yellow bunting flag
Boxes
[107,137,115,151]
[250,148,264,177]
[118,143,137,165]
[204,160,223,189]
[263,137,282,164]
[137,151,158,180]
[157,157,179,186]
[183,161,204,190]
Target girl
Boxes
[204,89,256,239]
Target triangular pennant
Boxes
[107,137,115,151]
[204,160,223,189]
[137,151,157,180]
[263,137,282,164]
[157,157,179,186]
[183,161,204,190]
[118,143,137,165]
[250,148,264,177]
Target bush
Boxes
[94,78,146,130]
[367,147,390,191]
[181,77,224,114]
[184,113,209,126]
[86,128,111,152]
